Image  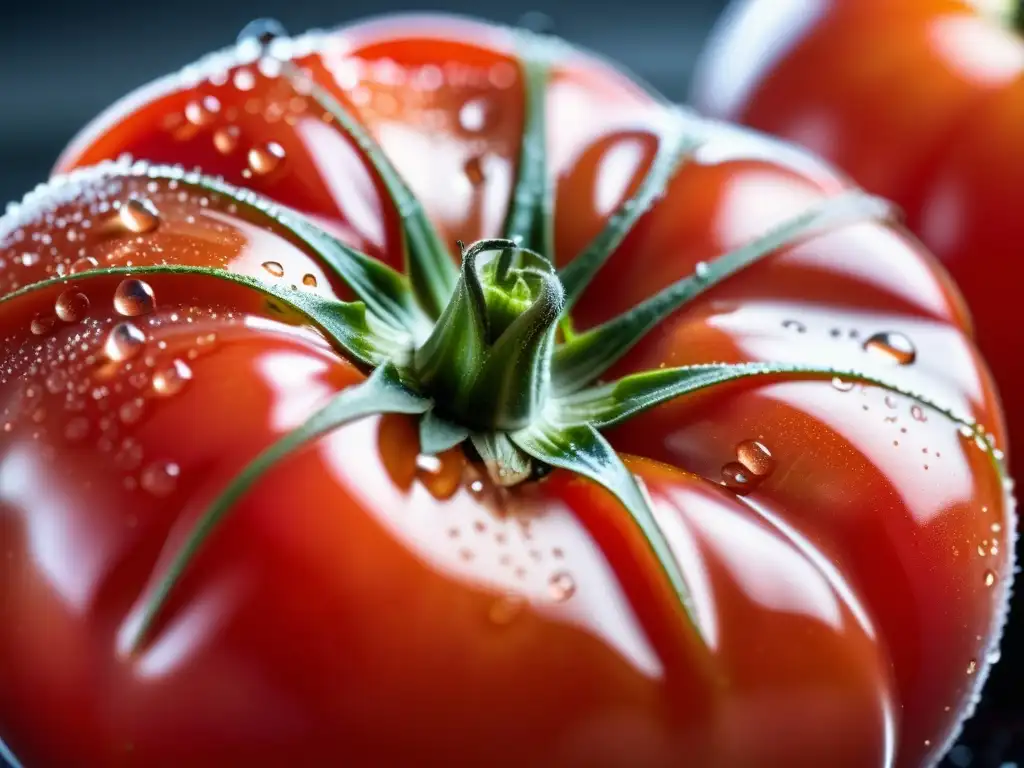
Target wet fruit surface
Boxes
[0,13,1013,768]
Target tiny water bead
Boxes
[863,331,916,365]
[104,322,146,362]
[735,439,774,477]
[458,98,489,132]
[29,314,55,336]
[236,17,288,47]
[262,261,285,277]
[548,571,576,602]
[248,142,286,175]
[213,125,241,154]
[152,359,192,396]
[113,278,156,317]
[70,256,100,275]
[781,319,807,333]
[301,273,318,287]
[184,96,221,127]
[55,291,90,323]
[831,377,854,392]
[117,198,160,234]
[984,570,997,587]
[966,658,978,676]
[140,460,180,497]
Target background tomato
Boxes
[0,12,1014,767]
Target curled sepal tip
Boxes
[471,431,533,486]
[126,363,430,653]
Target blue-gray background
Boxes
[0,0,1019,765]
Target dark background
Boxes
[1,1,1020,766]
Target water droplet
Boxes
[984,570,997,588]
[464,155,486,186]
[152,359,192,396]
[720,462,751,492]
[64,416,89,442]
[781,319,806,333]
[104,322,146,362]
[695,261,710,280]
[262,261,285,277]
[113,278,156,317]
[458,98,488,132]
[966,658,977,675]
[248,142,286,175]
[863,331,916,365]
[213,125,241,154]
[30,313,55,335]
[118,398,146,425]
[489,593,525,625]
[829,377,857,393]
[70,256,100,275]
[736,439,774,477]
[45,370,67,394]
[184,96,221,126]
[548,571,576,602]
[237,17,288,46]
[55,290,89,322]
[302,273,318,287]
[118,198,160,234]
[140,460,180,497]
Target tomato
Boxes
[690,0,1024,529]
[0,13,1012,767]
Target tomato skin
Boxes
[0,11,1008,767]
[690,0,1024,488]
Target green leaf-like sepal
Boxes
[127,363,430,652]
[511,421,700,624]
[419,409,471,455]
[558,109,702,313]
[503,30,555,258]
[282,63,459,319]
[470,431,533,485]
[552,191,892,393]
[0,264,405,368]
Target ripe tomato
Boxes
[0,13,1012,768]
[690,0,1024,515]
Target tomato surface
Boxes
[0,13,1012,768]
[690,0,1024,512]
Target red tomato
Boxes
[691,0,1024,513]
[0,13,1012,768]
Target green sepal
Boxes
[557,109,701,313]
[552,191,892,394]
[419,409,471,455]
[412,240,490,403]
[511,421,699,624]
[502,30,555,259]
[126,363,430,652]
[0,264,406,369]
[111,165,429,338]
[470,431,533,485]
[282,63,459,319]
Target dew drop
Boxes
[721,462,751,492]
[237,17,288,46]
[118,398,145,425]
[104,322,146,362]
[152,359,192,396]
[55,291,89,323]
[184,96,221,126]
[548,571,576,602]
[781,319,806,333]
[141,460,180,497]
[464,155,486,186]
[984,570,997,588]
[736,439,774,477]
[831,377,854,392]
[113,278,156,317]
[695,261,710,280]
[70,255,100,275]
[488,593,526,626]
[302,273,318,287]
[863,331,916,365]
[966,658,977,675]
[458,98,488,132]
[118,198,160,234]
[64,416,89,442]
[213,125,241,154]
[248,142,286,175]
[30,313,55,335]
[262,261,285,277]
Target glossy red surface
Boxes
[0,13,1012,767]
